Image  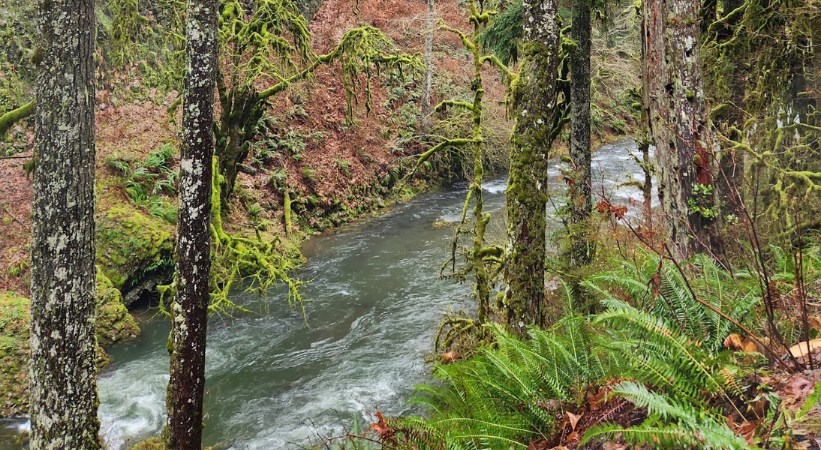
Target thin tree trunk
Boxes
[29,0,100,448]
[567,0,593,267]
[643,0,721,259]
[421,0,435,132]
[639,2,654,231]
[504,0,560,331]
[165,0,217,447]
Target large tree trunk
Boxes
[504,0,560,331]
[29,0,100,448]
[712,0,745,223]
[567,0,593,267]
[165,0,217,447]
[643,0,721,259]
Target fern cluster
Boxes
[393,285,612,449]
[395,253,767,449]
[105,143,180,223]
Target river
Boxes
[0,138,653,449]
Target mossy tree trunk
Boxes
[566,0,593,268]
[215,82,265,202]
[643,0,722,259]
[711,0,745,221]
[165,0,217,447]
[29,0,100,448]
[504,0,560,331]
[638,6,655,231]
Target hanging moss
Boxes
[161,157,303,319]
[283,188,293,237]
[215,0,421,200]
[705,0,820,244]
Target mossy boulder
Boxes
[0,275,141,417]
[96,270,140,346]
[96,204,175,303]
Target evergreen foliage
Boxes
[396,307,609,448]
[105,144,180,223]
[477,1,522,66]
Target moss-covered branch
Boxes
[434,100,475,113]
[259,25,420,107]
[480,54,515,80]
[0,101,35,136]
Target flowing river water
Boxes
[0,138,654,449]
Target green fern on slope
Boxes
[395,311,611,449]
[581,382,749,450]
[584,252,759,352]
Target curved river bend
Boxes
[0,139,653,449]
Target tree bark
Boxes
[504,0,560,331]
[567,0,593,267]
[643,0,721,259]
[29,0,100,448]
[421,0,435,132]
[165,0,217,447]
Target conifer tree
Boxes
[566,0,594,267]
[643,0,721,258]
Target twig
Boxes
[1,205,26,227]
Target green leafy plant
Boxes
[335,158,352,178]
[302,166,317,182]
[688,183,720,220]
[393,284,611,449]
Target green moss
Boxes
[96,270,140,346]
[96,204,175,292]
[129,437,168,450]
[0,291,30,417]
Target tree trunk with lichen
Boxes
[504,0,560,331]
[421,0,435,132]
[711,0,745,222]
[567,0,593,267]
[165,0,217,447]
[643,0,721,259]
[29,0,100,448]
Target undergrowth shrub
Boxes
[391,284,613,449]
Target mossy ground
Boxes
[0,292,29,417]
